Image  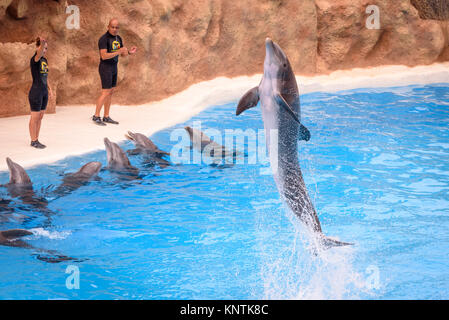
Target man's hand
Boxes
[129,46,137,54]
[37,37,47,47]
[120,47,128,56]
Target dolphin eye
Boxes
[283,63,287,67]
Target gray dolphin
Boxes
[104,138,140,177]
[184,126,241,163]
[53,162,102,197]
[0,229,34,248]
[125,131,170,156]
[0,228,81,263]
[236,38,351,248]
[5,157,48,210]
[125,131,171,168]
[6,157,32,185]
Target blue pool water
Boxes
[0,83,448,299]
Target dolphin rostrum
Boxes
[236,38,351,249]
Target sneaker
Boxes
[103,116,119,125]
[31,140,46,149]
[92,115,106,126]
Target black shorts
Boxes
[99,62,118,89]
[28,87,48,112]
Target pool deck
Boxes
[0,63,448,172]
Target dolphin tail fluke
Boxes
[321,236,353,249]
[35,252,86,264]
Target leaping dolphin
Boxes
[236,38,351,249]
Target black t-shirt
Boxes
[98,31,123,65]
[30,53,48,89]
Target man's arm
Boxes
[100,48,125,60]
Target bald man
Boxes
[93,18,137,126]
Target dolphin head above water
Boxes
[263,38,296,90]
[125,132,156,150]
[104,138,132,168]
[76,161,102,177]
[184,126,195,140]
[236,38,310,142]
[6,158,32,185]
[125,131,170,156]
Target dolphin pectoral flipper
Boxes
[274,93,301,125]
[236,87,259,115]
[275,94,311,141]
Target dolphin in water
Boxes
[236,38,351,248]
[0,198,25,223]
[4,157,49,212]
[0,228,81,263]
[4,157,101,202]
[184,126,242,166]
[0,198,28,223]
[125,131,170,156]
[125,132,171,168]
[52,162,102,197]
[0,229,33,248]
[104,138,140,178]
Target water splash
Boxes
[255,205,370,299]
[29,228,71,240]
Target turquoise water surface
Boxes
[0,83,448,299]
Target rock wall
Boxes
[0,0,448,117]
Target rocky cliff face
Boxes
[0,0,448,117]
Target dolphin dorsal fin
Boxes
[236,87,259,115]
